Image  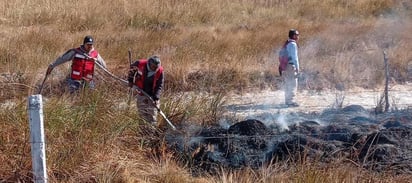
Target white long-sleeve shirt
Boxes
[286,39,299,72]
[49,45,106,69]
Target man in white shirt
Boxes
[283,29,300,107]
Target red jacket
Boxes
[71,47,98,81]
[129,59,164,100]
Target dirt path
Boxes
[224,83,412,121]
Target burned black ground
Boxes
[166,105,412,175]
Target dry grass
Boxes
[1,0,412,182]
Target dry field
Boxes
[1,0,412,182]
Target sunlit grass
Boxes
[1,0,412,182]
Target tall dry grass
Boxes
[1,0,411,96]
[1,0,412,182]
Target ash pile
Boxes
[166,105,412,174]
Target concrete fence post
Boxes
[28,94,47,183]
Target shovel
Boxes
[127,49,133,108]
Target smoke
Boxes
[218,118,231,129]
[275,113,289,131]
[165,1,412,174]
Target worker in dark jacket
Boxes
[128,55,164,124]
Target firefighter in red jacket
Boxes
[46,35,107,93]
[128,55,164,124]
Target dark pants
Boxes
[67,78,95,94]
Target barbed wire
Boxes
[4,134,411,145]
[174,133,412,141]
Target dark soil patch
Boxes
[166,105,412,175]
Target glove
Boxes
[154,100,160,107]
[129,66,138,75]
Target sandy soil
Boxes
[224,83,412,122]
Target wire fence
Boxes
[2,130,412,146]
